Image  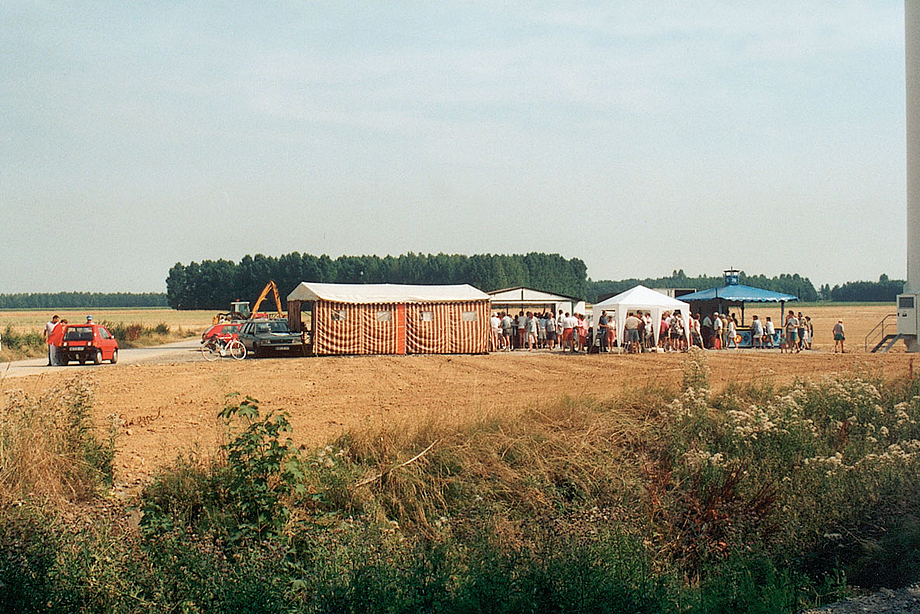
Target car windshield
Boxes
[64,326,93,341]
[256,321,291,334]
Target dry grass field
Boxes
[0,308,214,336]
[0,302,909,490]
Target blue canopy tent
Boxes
[679,270,798,347]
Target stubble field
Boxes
[0,303,911,488]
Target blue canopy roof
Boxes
[679,284,798,303]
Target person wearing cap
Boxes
[86,315,93,324]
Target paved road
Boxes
[0,338,203,379]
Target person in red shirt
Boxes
[48,318,67,366]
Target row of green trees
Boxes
[587,269,819,302]
[0,292,168,309]
[166,252,589,309]
[2,259,898,309]
[817,274,905,302]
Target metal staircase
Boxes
[865,314,901,353]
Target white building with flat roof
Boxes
[487,286,585,316]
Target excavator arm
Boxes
[250,281,284,319]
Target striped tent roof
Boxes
[287,282,489,305]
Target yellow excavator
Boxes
[214,281,285,324]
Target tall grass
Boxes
[4,358,920,611]
[0,377,114,505]
[0,325,45,359]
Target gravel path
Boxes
[0,338,201,379]
[803,585,920,614]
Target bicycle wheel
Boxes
[201,340,220,361]
[228,339,247,360]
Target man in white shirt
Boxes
[562,312,576,352]
[711,312,723,349]
[44,315,59,366]
[490,313,501,351]
[624,312,641,354]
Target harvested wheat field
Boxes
[3,340,916,489]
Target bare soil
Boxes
[3,347,915,488]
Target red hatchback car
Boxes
[59,323,119,365]
[201,323,242,343]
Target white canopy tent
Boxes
[593,285,691,348]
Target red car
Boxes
[59,323,119,365]
[201,323,242,343]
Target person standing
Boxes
[669,311,683,351]
[576,314,588,352]
[48,318,66,366]
[523,311,535,350]
[726,314,737,349]
[598,311,609,353]
[833,320,845,353]
[516,311,526,350]
[711,312,723,350]
[490,312,501,351]
[750,315,763,348]
[501,312,513,350]
[805,316,814,350]
[764,317,775,348]
[796,312,807,352]
[545,312,557,350]
[44,315,60,366]
[624,312,641,354]
[561,312,574,352]
[783,310,799,354]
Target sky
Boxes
[0,1,908,293]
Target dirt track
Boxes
[3,347,915,488]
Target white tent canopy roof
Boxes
[594,285,691,310]
[287,282,490,305]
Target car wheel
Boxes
[93,349,103,365]
[110,349,118,364]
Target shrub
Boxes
[141,394,307,543]
[0,377,114,505]
[0,324,45,357]
[98,320,170,346]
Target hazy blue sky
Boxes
[1,1,907,293]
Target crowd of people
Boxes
[488,308,840,354]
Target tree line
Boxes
[587,269,820,302]
[817,274,905,302]
[2,260,897,309]
[166,252,589,310]
[0,292,168,310]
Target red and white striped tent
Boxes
[286,282,491,355]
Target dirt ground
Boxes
[3,346,915,489]
[0,302,906,488]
